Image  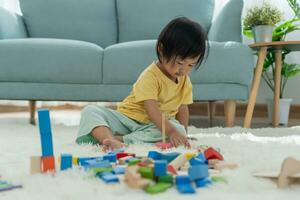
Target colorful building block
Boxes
[103,153,117,163]
[30,155,41,174]
[77,157,101,166]
[125,166,150,189]
[154,160,167,176]
[100,173,119,184]
[204,147,224,160]
[61,154,73,171]
[116,152,135,160]
[147,151,161,160]
[38,109,54,157]
[139,167,154,179]
[188,165,209,181]
[161,152,180,163]
[158,174,173,184]
[41,156,55,173]
[84,159,111,169]
[113,167,125,174]
[175,175,195,194]
[145,182,172,194]
[128,158,141,166]
[195,178,212,188]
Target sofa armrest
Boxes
[0,7,27,39]
[208,0,243,42]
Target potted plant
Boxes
[243,2,283,42]
[244,0,300,125]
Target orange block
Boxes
[42,156,56,173]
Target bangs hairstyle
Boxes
[156,17,209,69]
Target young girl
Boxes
[76,17,208,151]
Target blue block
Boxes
[61,154,73,170]
[96,171,112,178]
[77,157,101,166]
[148,151,161,160]
[154,160,167,176]
[188,165,209,181]
[113,167,125,175]
[103,153,117,163]
[195,178,212,188]
[100,173,119,184]
[175,175,191,185]
[38,109,54,156]
[196,153,208,164]
[177,184,196,194]
[85,159,111,169]
[175,175,195,194]
[161,152,180,163]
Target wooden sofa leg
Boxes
[208,101,216,127]
[29,100,36,125]
[224,100,236,127]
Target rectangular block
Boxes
[61,154,73,171]
[30,156,41,174]
[41,156,55,173]
[38,109,54,157]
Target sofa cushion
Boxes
[0,38,103,84]
[116,0,215,42]
[103,40,157,84]
[19,0,117,48]
[190,41,254,85]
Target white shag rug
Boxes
[1,111,300,200]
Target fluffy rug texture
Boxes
[0,111,300,200]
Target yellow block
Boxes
[72,157,78,165]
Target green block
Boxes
[145,182,172,194]
[158,174,173,184]
[92,167,113,174]
[128,159,141,166]
[139,167,154,179]
[211,176,228,184]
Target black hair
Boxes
[156,17,209,69]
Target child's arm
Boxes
[176,104,189,132]
[144,99,190,148]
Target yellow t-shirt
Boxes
[117,62,193,123]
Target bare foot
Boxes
[102,138,127,152]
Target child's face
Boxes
[161,56,199,80]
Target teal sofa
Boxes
[0,0,253,126]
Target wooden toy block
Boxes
[125,166,150,189]
[77,157,99,166]
[189,156,206,166]
[72,157,78,166]
[0,181,22,192]
[195,178,212,188]
[30,156,41,174]
[138,158,154,167]
[92,167,113,174]
[175,175,195,194]
[208,159,220,168]
[214,162,238,171]
[84,159,111,169]
[37,109,54,157]
[188,165,209,181]
[113,167,125,175]
[138,167,154,179]
[116,152,135,160]
[103,153,117,163]
[154,160,167,176]
[128,158,141,166]
[167,165,177,175]
[168,153,192,172]
[61,154,72,171]
[253,157,300,188]
[158,174,173,184]
[204,147,224,161]
[41,156,55,173]
[147,151,162,160]
[211,176,228,184]
[100,173,119,184]
[118,156,133,165]
[145,182,172,194]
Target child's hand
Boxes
[168,129,191,149]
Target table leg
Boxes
[273,50,282,127]
[243,47,267,128]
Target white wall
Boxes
[1,0,300,105]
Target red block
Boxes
[167,165,177,175]
[41,156,56,173]
[116,152,135,160]
[204,147,224,161]
[155,142,173,150]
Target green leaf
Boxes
[243,29,253,38]
[281,63,300,78]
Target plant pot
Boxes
[267,98,293,125]
[252,25,274,43]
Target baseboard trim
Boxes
[0,102,299,119]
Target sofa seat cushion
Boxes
[103,40,157,84]
[0,38,103,84]
[117,0,214,42]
